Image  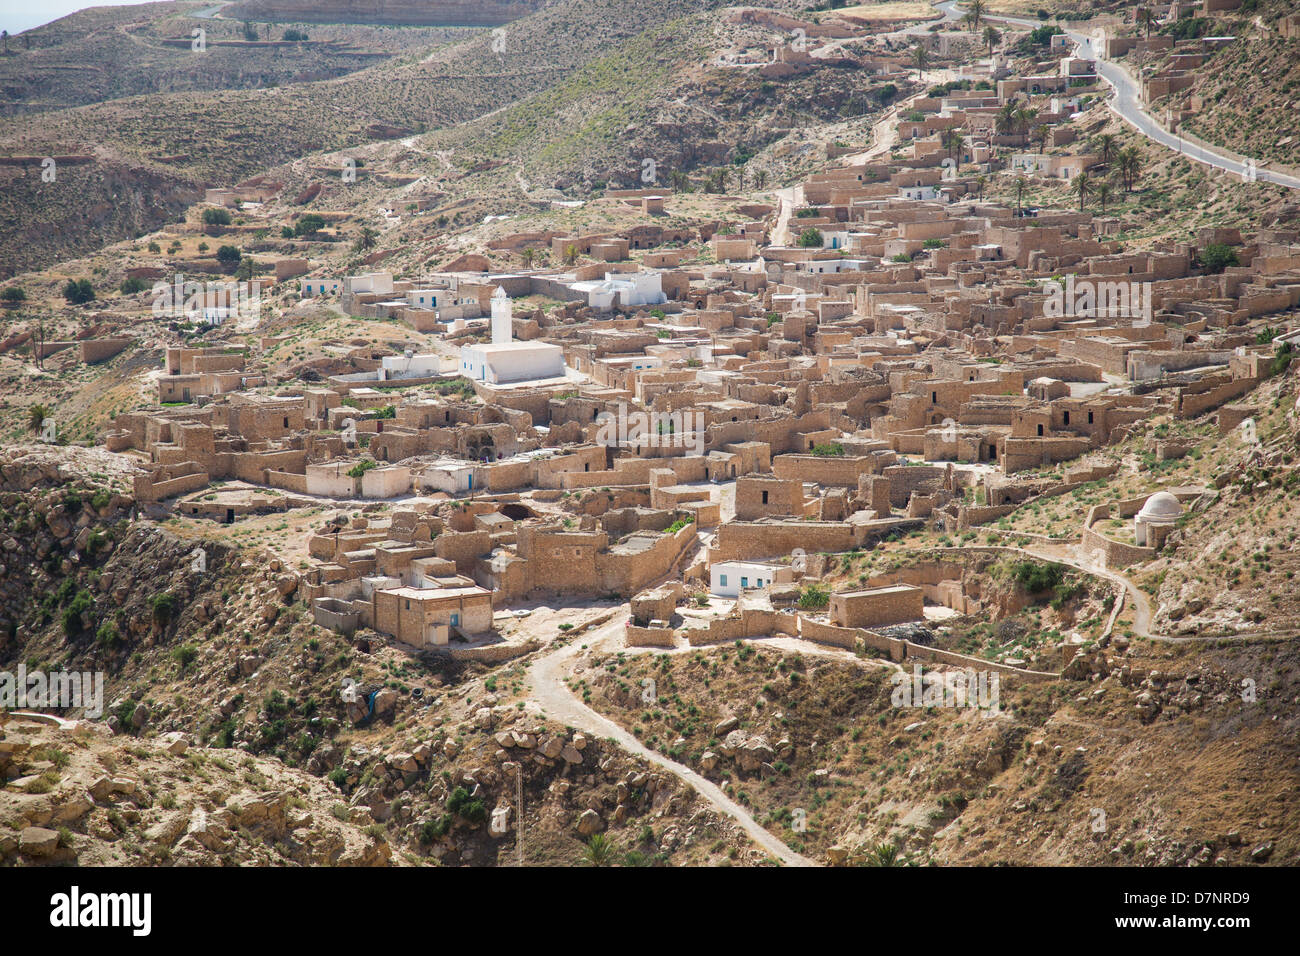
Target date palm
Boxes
[912,43,929,80]
[1094,133,1116,167]
[1073,170,1091,211]
[28,404,50,434]
[1015,106,1038,136]
[1137,7,1155,39]
[1093,181,1114,214]
[941,127,964,164]
[1118,146,1142,191]
[1033,124,1050,154]
[983,25,1000,55]
[352,226,377,253]
[1014,175,1028,216]
[583,833,613,866]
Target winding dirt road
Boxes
[525,610,817,866]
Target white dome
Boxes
[1137,492,1183,521]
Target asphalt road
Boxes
[931,1,1299,190]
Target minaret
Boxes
[490,286,511,345]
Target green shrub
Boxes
[1010,560,1064,593]
[62,591,93,638]
[798,584,830,611]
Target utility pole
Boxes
[515,762,524,867]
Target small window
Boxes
[283,417,289,428]
[720,574,728,587]
[741,577,749,588]
[1088,411,1094,424]
[761,490,769,505]
[1037,424,1044,437]
[1063,411,1070,425]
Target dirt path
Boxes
[525,610,817,867]
[961,540,1296,646]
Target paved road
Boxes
[526,611,817,866]
[932,1,1300,190]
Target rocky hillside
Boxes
[581,636,1298,865]
[0,11,462,116]
[226,0,554,27]
[0,0,734,272]
[0,713,392,865]
[1144,1,1300,171]
[0,448,764,866]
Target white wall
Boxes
[460,343,564,384]
[710,561,780,597]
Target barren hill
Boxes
[226,0,555,27]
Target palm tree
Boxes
[563,244,579,267]
[2,30,8,55]
[1013,175,1028,216]
[1073,170,1091,211]
[912,43,928,80]
[1033,124,1050,154]
[520,247,536,269]
[941,127,964,164]
[1137,7,1155,39]
[1093,133,1116,167]
[1119,146,1141,191]
[583,833,613,866]
[29,314,45,369]
[966,0,986,32]
[352,226,377,253]
[866,841,903,866]
[974,174,987,201]
[1093,181,1114,214]
[983,24,1000,55]
[1015,106,1038,136]
[27,404,49,434]
[995,100,1019,136]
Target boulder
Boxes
[19,826,60,857]
[373,689,398,716]
[576,809,604,836]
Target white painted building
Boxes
[460,341,565,384]
[899,185,939,201]
[459,284,566,383]
[421,461,476,494]
[709,561,792,598]
[300,278,342,297]
[379,352,443,381]
[490,286,512,344]
[572,271,666,311]
[344,272,394,295]
[407,288,456,310]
